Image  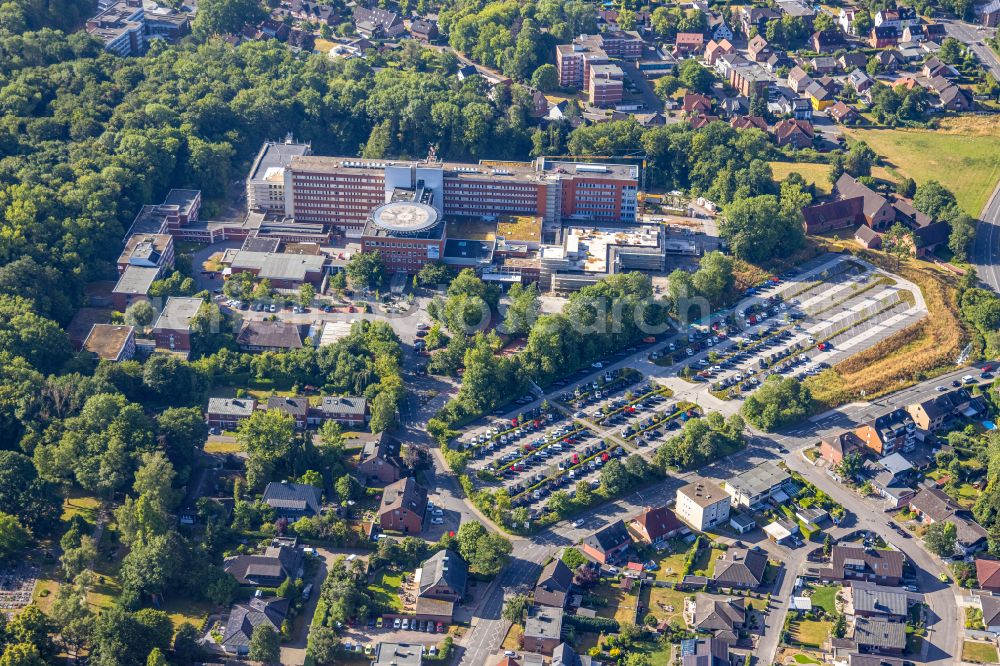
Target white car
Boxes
[432,508,444,516]
[431,517,444,525]
[592,361,603,369]
[572,519,585,527]
[935,385,947,391]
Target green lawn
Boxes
[793,655,821,664]
[161,597,214,633]
[844,117,1000,215]
[639,585,689,628]
[809,585,840,615]
[789,619,832,649]
[591,581,642,625]
[690,547,725,578]
[653,539,692,582]
[963,640,1000,664]
[204,440,244,454]
[369,570,404,612]
[62,491,101,523]
[769,162,833,195]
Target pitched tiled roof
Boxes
[222,597,288,651]
[380,477,428,516]
[263,482,322,515]
[853,617,906,650]
[584,521,631,554]
[853,586,908,616]
[712,548,767,587]
[632,505,683,541]
[831,546,904,580]
[419,549,468,598]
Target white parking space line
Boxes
[836,307,921,351]
[799,282,853,310]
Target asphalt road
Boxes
[941,18,1000,79]
[973,180,1000,293]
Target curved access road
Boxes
[974,179,1000,293]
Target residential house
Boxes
[552,643,593,666]
[206,397,256,430]
[379,477,428,534]
[236,320,303,352]
[690,114,720,129]
[353,6,404,38]
[267,396,308,429]
[839,6,859,34]
[840,52,869,71]
[712,547,768,589]
[805,80,834,110]
[221,596,289,655]
[853,617,906,655]
[811,56,838,74]
[534,558,574,609]
[875,48,903,71]
[812,29,845,52]
[976,558,1000,592]
[628,505,685,546]
[588,63,625,107]
[829,101,861,125]
[358,433,405,484]
[855,409,916,456]
[674,32,705,56]
[715,52,748,78]
[850,584,908,620]
[151,296,203,356]
[747,34,772,62]
[524,606,564,656]
[681,638,731,666]
[262,481,322,519]
[785,67,810,93]
[773,118,814,148]
[409,18,438,42]
[980,594,1000,632]
[374,643,424,666]
[773,87,813,120]
[870,25,900,48]
[834,174,899,230]
[709,15,734,41]
[908,487,988,555]
[686,594,745,639]
[796,507,829,530]
[764,51,786,72]
[923,22,948,40]
[581,520,631,564]
[848,68,876,95]
[939,85,973,111]
[683,92,713,115]
[83,324,136,362]
[315,395,368,427]
[822,546,904,586]
[976,0,1000,26]
[874,7,919,30]
[731,115,768,131]
[224,544,302,586]
[777,0,815,21]
[704,39,736,66]
[906,388,984,432]
[416,549,467,621]
[763,519,800,545]
[724,461,793,509]
[676,479,731,530]
[740,6,780,35]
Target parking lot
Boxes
[640,256,925,400]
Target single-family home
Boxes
[416,549,467,622]
[267,396,308,429]
[628,505,684,546]
[822,546,904,586]
[535,558,574,609]
[581,521,631,564]
[977,558,1000,592]
[980,593,1000,632]
[853,617,906,655]
[681,638,731,666]
[773,118,814,148]
[812,29,846,52]
[822,433,864,467]
[829,101,861,125]
[747,34,772,62]
[683,92,713,115]
[224,544,302,586]
[850,584,908,620]
[870,25,900,48]
[939,85,973,112]
[315,395,368,427]
[262,481,322,519]
[674,32,705,56]
[685,593,745,639]
[908,487,988,555]
[712,547,768,589]
[848,68,876,95]
[358,433,405,484]
[221,596,289,655]
[379,477,428,535]
[840,52,869,71]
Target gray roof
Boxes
[267,396,308,417]
[583,520,630,554]
[726,461,790,498]
[419,549,468,598]
[853,617,906,650]
[321,395,367,417]
[712,548,768,587]
[230,251,325,281]
[224,545,301,585]
[853,586,908,616]
[249,141,310,182]
[681,637,730,666]
[162,189,200,216]
[374,643,424,666]
[525,606,564,641]
[692,594,745,631]
[981,593,1000,626]
[237,320,303,349]
[222,597,288,651]
[112,265,159,296]
[262,481,322,515]
[207,397,256,417]
[552,642,592,666]
[152,296,203,331]
[380,477,428,516]
[536,558,574,607]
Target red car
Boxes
[572,454,580,465]
[601,452,610,462]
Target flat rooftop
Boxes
[249,141,311,182]
[562,225,660,273]
[153,296,203,330]
[229,251,326,281]
[83,324,134,359]
[726,461,791,497]
[162,189,200,214]
[113,265,159,295]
